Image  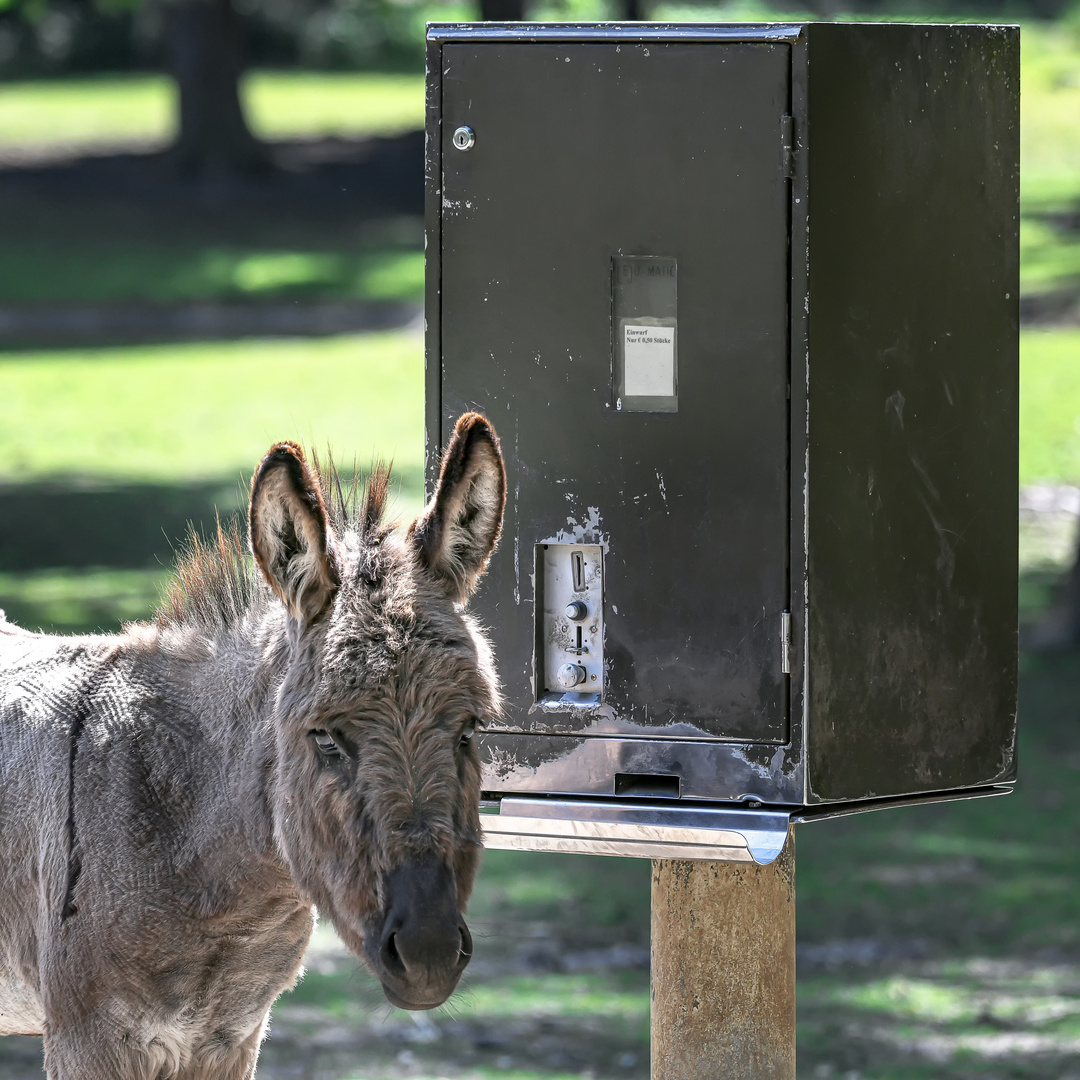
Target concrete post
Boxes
[651,830,796,1080]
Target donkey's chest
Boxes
[0,942,44,1036]
[0,976,44,1037]
[107,898,315,1065]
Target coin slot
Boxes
[571,550,586,592]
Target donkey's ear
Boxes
[409,413,506,603]
[250,442,341,625]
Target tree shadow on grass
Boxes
[0,133,427,342]
[0,133,424,215]
[0,477,247,572]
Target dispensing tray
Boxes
[480,786,1013,866]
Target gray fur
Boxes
[0,413,505,1079]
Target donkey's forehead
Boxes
[328,536,470,647]
[332,531,486,636]
[307,632,498,723]
[308,538,499,714]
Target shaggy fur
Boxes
[0,413,506,1080]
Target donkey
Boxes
[0,412,506,1080]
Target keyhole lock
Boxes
[556,663,587,690]
[452,126,475,151]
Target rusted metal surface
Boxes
[651,832,796,1080]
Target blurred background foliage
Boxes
[0,1,1079,1078]
[0,0,1075,77]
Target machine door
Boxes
[439,41,792,743]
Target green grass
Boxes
[0,567,169,633]
[0,332,426,636]
[1019,22,1080,204]
[0,332,425,487]
[0,74,173,148]
[468,973,646,1022]
[467,849,651,929]
[797,964,1080,1079]
[0,71,425,149]
[285,965,647,1027]
[353,1074,595,1080]
[1020,328,1080,485]
[348,1070,616,1080]
[245,71,424,140]
[1018,22,1080,307]
[792,650,1080,1076]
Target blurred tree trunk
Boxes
[619,0,647,18]
[165,0,268,178]
[479,0,527,20]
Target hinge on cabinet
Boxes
[781,611,792,675]
[780,114,796,179]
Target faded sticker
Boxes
[624,324,675,397]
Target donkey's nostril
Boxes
[382,930,406,977]
[458,923,473,966]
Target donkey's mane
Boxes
[154,457,396,631]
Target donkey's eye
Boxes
[312,730,344,758]
[460,719,479,745]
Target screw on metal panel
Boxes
[452,126,475,151]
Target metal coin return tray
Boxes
[482,798,791,865]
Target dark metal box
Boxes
[426,21,1019,814]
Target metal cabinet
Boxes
[426,21,1019,817]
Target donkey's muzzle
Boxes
[375,857,472,1010]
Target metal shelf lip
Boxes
[427,22,806,43]
[482,797,791,864]
[792,783,1014,823]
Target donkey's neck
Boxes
[139,609,296,876]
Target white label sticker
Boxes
[624,324,675,397]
